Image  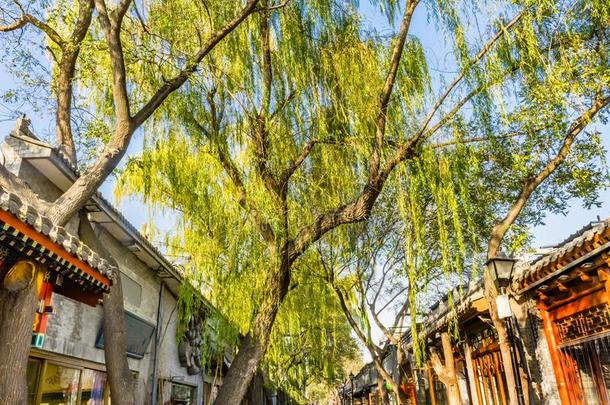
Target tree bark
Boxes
[0,261,39,404]
[213,260,291,405]
[430,332,461,405]
[79,214,135,405]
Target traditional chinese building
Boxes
[514,218,610,404]
[4,117,297,405]
[3,119,210,404]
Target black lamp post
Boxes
[486,253,525,405]
[349,372,355,405]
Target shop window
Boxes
[170,382,196,404]
[39,362,80,405]
[27,358,42,405]
[80,369,107,405]
[158,380,197,405]
[120,272,142,308]
[26,357,110,405]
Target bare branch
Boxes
[112,0,132,24]
[94,0,131,123]
[56,0,95,165]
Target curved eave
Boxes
[0,209,111,291]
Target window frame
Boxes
[158,378,198,405]
[94,310,156,359]
[28,351,119,405]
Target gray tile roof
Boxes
[7,118,177,280]
[0,189,114,277]
[513,218,610,290]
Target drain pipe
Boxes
[151,282,164,405]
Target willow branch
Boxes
[256,0,291,11]
[290,8,526,265]
[333,284,383,358]
[251,6,279,197]
[280,139,317,185]
[187,113,276,247]
[381,12,524,178]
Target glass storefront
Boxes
[27,356,110,405]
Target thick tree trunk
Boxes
[213,261,290,405]
[430,332,461,405]
[0,261,39,404]
[483,274,518,405]
[376,375,390,405]
[79,215,134,405]
[102,274,135,405]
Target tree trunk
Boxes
[102,270,135,405]
[483,274,518,405]
[377,375,390,405]
[213,261,291,405]
[430,332,461,405]
[79,214,135,405]
[0,261,39,404]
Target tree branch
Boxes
[381,12,525,179]
[131,0,260,128]
[369,0,418,180]
[488,94,610,257]
[186,111,277,247]
[280,139,317,185]
[94,0,131,123]
[55,0,95,165]
[0,13,64,45]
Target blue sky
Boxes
[0,0,609,252]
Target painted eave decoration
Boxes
[0,189,113,300]
[514,218,610,292]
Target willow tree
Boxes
[115,0,609,404]
[0,0,266,402]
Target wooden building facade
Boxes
[515,219,610,405]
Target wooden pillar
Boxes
[463,341,480,405]
[493,351,507,405]
[32,269,53,349]
[427,364,437,405]
[538,302,571,404]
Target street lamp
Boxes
[349,372,355,405]
[486,252,525,405]
[485,252,517,289]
